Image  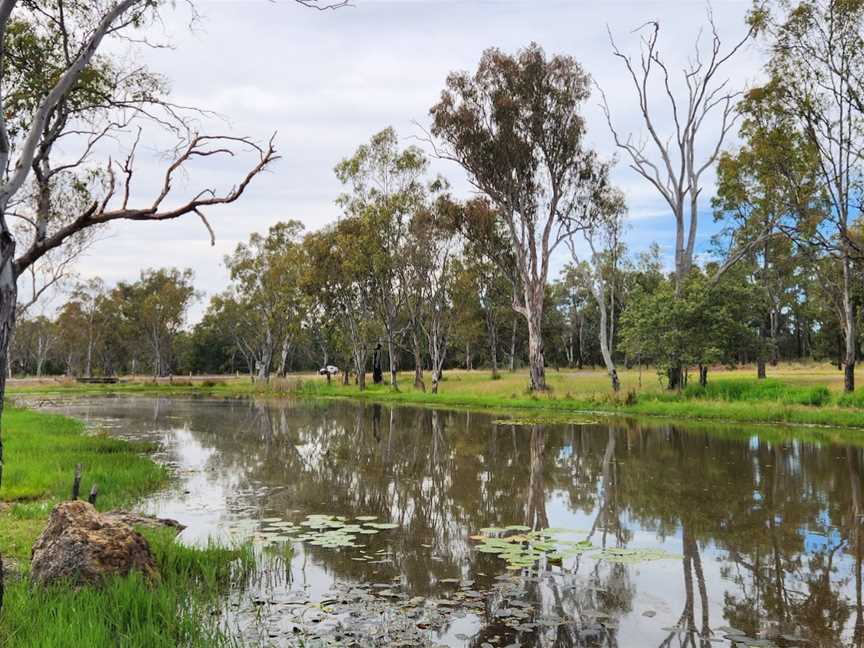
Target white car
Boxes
[318,365,339,376]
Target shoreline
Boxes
[9,369,864,431]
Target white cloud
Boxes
[67,0,762,321]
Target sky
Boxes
[58,0,766,321]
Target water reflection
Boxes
[42,397,864,647]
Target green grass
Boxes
[0,406,167,563]
[9,362,864,429]
[0,406,166,506]
[286,368,864,430]
[666,378,833,406]
[2,529,254,648]
[0,405,258,647]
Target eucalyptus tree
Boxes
[603,10,755,293]
[565,172,627,391]
[430,43,603,391]
[0,7,285,593]
[115,268,197,377]
[412,196,461,393]
[225,221,305,380]
[713,83,822,379]
[205,292,259,378]
[450,252,511,379]
[445,198,517,380]
[556,263,593,369]
[747,0,864,391]
[303,218,379,390]
[65,278,107,377]
[335,128,429,389]
[10,312,55,376]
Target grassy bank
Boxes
[0,406,252,647]
[8,363,864,429]
[283,365,864,429]
[2,531,254,648]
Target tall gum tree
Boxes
[0,0,354,608]
[566,180,627,392]
[430,43,603,392]
[334,127,429,391]
[602,11,756,388]
[749,0,864,392]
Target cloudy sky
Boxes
[62,0,765,320]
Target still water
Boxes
[41,396,864,647]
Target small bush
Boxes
[678,379,831,406]
[837,390,864,408]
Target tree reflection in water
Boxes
[45,397,864,647]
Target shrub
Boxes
[679,379,831,406]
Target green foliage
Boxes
[620,270,761,383]
[677,378,832,406]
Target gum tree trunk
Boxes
[411,329,425,391]
[843,257,856,393]
[276,335,292,377]
[668,364,683,391]
[592,275,619,392]
[0,232,17,612]
[487,320,499,379]
[525,308,546,391]
[509,318,517,372]
[387,337,397,388]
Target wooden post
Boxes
[88,484,98,506]
[71,464,82,500]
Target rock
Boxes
[30,500,159,587]
[104,511,186,534]
[1,556,22,583]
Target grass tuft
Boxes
[2,529,254,648]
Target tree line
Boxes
[16,1,864,394]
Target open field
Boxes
[8,362,864,428]
[0,406,253,647]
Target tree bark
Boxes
[843,257,857,392]
[699,364,708,388]
[592,272,619,392]
[276,334,292,377]
[668,364,683,391]
[411,329,425,391]
[488,324,499,379]
[387,337,397,388]
[372,343,383,385]
[0,232,17,612]
[509,317,517,372]
[526,308,546,391]
[757,360,767,380]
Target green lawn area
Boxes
[288,363,864,429]
[8,362,864,428]
[0,406,252,647]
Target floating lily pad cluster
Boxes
[471,526,678,570]
[593,547,681,564]
[251,514,399,550]
[471,526,589,570]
